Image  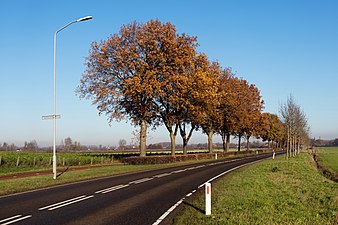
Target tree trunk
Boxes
[179,124,187,155]
[246,135,250,151]
[182,138,188,155]
[139,120,147,157]
[226,134,230,152]
[238,133,242,152]
[286,126,290,160]
[221,133,226,152]
[207,130,213,153]
[179,123,195,155]
[170,131,176,156]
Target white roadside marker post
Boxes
[272,151,275,159]
[215,153,218,160]
[205,182,211,215]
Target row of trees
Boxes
[280,95,310,159]
[60,137,81,151]
[78,19,309,156]
[0,142,17,151]
[0,141,39,151]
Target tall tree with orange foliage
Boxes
[77,19,197,156]
[226,79,264,151]
[182,54,220,153]
[216,68,237,152]
[260,112,284,148]
[196,61,222,153]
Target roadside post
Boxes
[272,151,275,159]
[215,153,218,160]
[205,182,211,215]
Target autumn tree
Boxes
[195,58,221,153]
[175,53,220,154]
[78,19,197,156]
[216,75,264,152]
[216,68,237,152]
[260,113,284,148]
[134,20,198,155]
[241,83,264,151]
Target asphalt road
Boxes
[0,152,282,225]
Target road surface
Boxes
[0,152,281,225]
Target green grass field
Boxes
[318,147,338,172]
[173,153,338,225]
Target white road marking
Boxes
[172,169,186,174]
[193,165,205,169]
[95,184,129,194]
[153,173,171,178]
[129,177,153,185]
[185,167,195,171]
[39,195,94,211]
[39,195,86,210]
[0,215,32,225]
[0,215,21,224]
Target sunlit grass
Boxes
[174,153,338,225]
[318,147,338,172]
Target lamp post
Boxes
[52,16,92,179]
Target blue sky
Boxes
[0,0,337,147]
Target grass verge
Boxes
[317,147,338,172]
[173,153,338,225]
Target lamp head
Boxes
[76,16,93,22]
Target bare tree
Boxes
[118,139,127,150]
[23,140,38,151]
[280,95,309,159]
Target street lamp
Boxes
[52,16,92,179]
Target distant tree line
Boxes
[311,138,338,147]
[0,142,17,151]
[77,19,310,156]
[0,140,39,151]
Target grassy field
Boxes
[317,147,338,172]
[173,153,338,225]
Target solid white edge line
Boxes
[152,199,184,225]
[38,195,87,210]
[152,159,265,225]
[48,195,94,211]
[1,215,32,225]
